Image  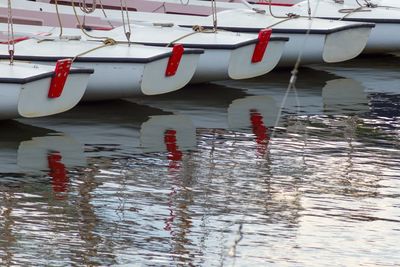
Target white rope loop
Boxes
[79,0,97,14]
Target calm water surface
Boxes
[1,55,400,266]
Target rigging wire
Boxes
[54,0,64,37]
[119,0,132,46]
[71,0,112,40]
[98,0,116,29]
[270,0,323,142]
[7,0,15,65]
[211,0,218,32]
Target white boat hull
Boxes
[274,26,371,66]
[0,62,92,120]
[190,39,286,82]
[0,39,202,101]
[68,55,199,100]
[362,23,400,53]
[290,0,400,53]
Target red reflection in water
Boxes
[48,152,69,198]
[250,109,270,156]
[163,129,183,234]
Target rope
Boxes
[338,6,371,20]
[79,0,97,14]
[269,0,322,147]
[165,25,215,47]
[211,0,218,32]
[237,0,266,13]
[355,0,364,6]
[268,0,300,18]
[69,1,119,61]
[71,0,113,40]
[151,3,167,13]
[71,38,116,62]
[337,0,400,20]
[353,0,400,10]
[54,0,64,38]
[119,0,132,46]
[7,0,14,65]
[98,0,115,29]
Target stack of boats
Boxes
[0,0,399,120]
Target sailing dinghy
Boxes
[0,59,92,120]
[103,24,288,82]
[24,0,374,66]
[2,22,288,82]
[120,9,373,66]
[0,3,289,82]
[0,36,203,101]
[232,0,400,53]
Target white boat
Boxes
[0,38,202,101]
[111,24,288,82]
[0,23,289,83]
[0,60,92,120]
[234,0,400,53]
[9,0,373,66]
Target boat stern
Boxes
[323,24,373,63]
[228,36,288,79]
[141,47,202,95]
[18,68,92,118]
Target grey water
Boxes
[1,54,400,266]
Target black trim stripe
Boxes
[180,23,375,34]
[131,36,288,49]
[0,68,94,84]
[318,17,400,24]
[0,49,203,64]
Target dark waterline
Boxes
[1,55,400,266]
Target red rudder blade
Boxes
[48,58,72,98]
[252,28,272,63]
[165,44,184,77]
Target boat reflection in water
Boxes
[322,78,369,115]
[313,54,400,95]
[228,95,278,157]
[140,115,196,155]
[18,100,197,158]
[0,121,85,195]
